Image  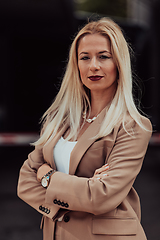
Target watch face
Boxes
[41,177,48,188]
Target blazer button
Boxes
[53,199,58,204]
[64,203,69,208]
[46,209,50,214]
[39,205,43,211]
[57,200,61,205]
[61,202,65,207]
[41,207,45,212]
[44,208,48,213]
[64,215,70,222]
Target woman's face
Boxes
[78,33,118,98]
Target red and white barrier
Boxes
[0,133,39,146]
[149,133,160,146]
[0,132,159,146]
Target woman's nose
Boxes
[89,58,100,71]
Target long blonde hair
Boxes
[34,17,147,146]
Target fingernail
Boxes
[103,174,108,176]
[97,177,101,180]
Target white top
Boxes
[53,136,77,174]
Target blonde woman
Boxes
[17,18,152,240]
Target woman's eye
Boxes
[99,55,110,59]
[80,56,90,60]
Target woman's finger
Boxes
[91,173,108,181]
[94,164,109,175]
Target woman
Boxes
[17,18,152,240]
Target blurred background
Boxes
[0,0,160,239]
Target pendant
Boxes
[85,116,97,123]
[82,112,98,123]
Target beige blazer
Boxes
[17,109,152,240]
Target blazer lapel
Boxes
[69,107,107,175]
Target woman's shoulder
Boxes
[125,113,151,126]
[140,115,152,131]
[117,112,152,136]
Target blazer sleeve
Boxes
[17,145,60,220]
[44,117,152,216]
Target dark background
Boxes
[0,0,160,239]
[0,0,159,132]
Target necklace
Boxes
[82,112,99,123]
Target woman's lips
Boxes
[88,76,103,81]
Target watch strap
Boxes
[42,169,56,179]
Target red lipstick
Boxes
[88,75,103,81]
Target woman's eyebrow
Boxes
[79,52,88,56]
[79,50,111,56]
[99,50,111,54]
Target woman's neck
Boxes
[89,92,112,118]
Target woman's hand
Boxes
[37,163,53,183]
[91,163,109,181]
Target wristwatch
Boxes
[41,169,56,188]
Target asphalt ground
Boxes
[0,144,160,240]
